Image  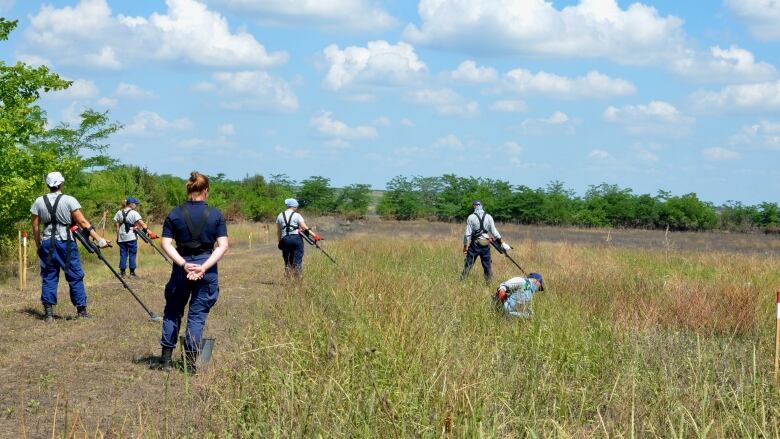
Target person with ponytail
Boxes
[153,172,228,373]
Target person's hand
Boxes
[146,229,159,239]
[186,264,205,281]
[497,288,508,302]
[277,239,283,250]
[462,245,467,255]
[313,233,322,242]
[37,246,45,260]
[96,238,108,248]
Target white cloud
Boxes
[210,0,397,32]
[635,148,659,163]
[433,134,464,150]
[122,111,193,135]
[116,82,157,99]
[16,53,51,67]
[521,111,574,133]
[702,147,740,161]
[691,80,780,113]
[725,0,780,41]
[504,69,636,99]
[731,120,780,150]
[400,118,416,127]
[96,97,118,108]
[274,144,312,158]
[51,79,100,100]
[604,101,693,133]
[343,93,376,102]
[310,111,378,141]
[197,71,298,112]
[449,60,497,83]
[671,45,777,83]
[24,0,288,70]
[0,0,15,14]
[218,123,235,135]
[322,40,426,90]
[407,88,479,117]
[372,116,391,127]
[403,0,686,65]
[589,149,611,160]
[490,100,527,113]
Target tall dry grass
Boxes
[194,235,780,437]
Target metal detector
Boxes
[70,226,163,322]
[301,233,337,264]
[490,239,528,276]
[135,227,172,265]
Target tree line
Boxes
[377,175,780,232]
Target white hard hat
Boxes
[45,172,65,187]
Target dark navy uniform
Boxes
[160,201,227,354]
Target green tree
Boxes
[297,176,337,214]
[336,184,372,218]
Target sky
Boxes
[1,0,779,205]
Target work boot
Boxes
[76,306,91,319]
[43,305,54,323]
[152,347,173,371]
[120,269,126,277]
[130,270,137,277]
[182,351,198,375]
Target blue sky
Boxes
[1,0,779,204]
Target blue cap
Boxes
[126,196,140,205]
[528,272,544,291]
[285,198,299,208]
[472,200,482,207]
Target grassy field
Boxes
[1,221,780,437]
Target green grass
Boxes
[200,236,780,437]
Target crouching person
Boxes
[31,172,109,322]
[494,273,545,318]
[154,172,228,373]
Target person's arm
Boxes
[31,215,41,248]
[463,216,472,253]
[72,209,108,247]
[489,215,501,241]
[276,219,282,241]
[185,236,228,280]
[161,237,192,269]
[135,218,148,229]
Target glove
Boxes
[96,238,108,248]
[497,289,508,302]
[313,233,321,242]
[501,242,512,252]
[146,229,159,239]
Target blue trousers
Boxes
[280,234,304,275]
[118,240,137,271]
[461,242,492,281]
[160,254,219,353]
[38,239,87,307]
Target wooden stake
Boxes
[18,229,23,290]
[22,231,28,289]
[775,289,780,384]
[249,233,252,249]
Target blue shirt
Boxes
[162,201,227,252]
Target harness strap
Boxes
[121,208,134,233]
[283,211,299,235]
[42,194,73,270]
[178,204,212,251]
[471,212,487,241]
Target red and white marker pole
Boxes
[775,289,780,383]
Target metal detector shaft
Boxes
[301,233,337,264]
[136,228,172,265]
[490,240,528,276]
[71,227,162,321]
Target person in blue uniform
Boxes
[30,172,109,321]
[154,171,228,372]
[275,198,320,278]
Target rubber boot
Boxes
[120,269,126,277]
[76,306,91,319]
[183,351,198,375]
[153,347,173,371]
[130,269,137,277]
[43,305,54,323]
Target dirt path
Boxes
[0,243,282,438]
